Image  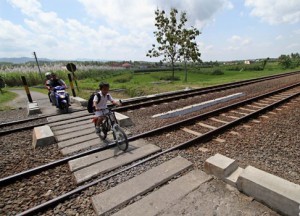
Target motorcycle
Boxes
[53,86,70,113]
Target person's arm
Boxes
[108,95,121,106]
[93,95,100,111]
[59,79,67,88]
[45,80,51,91]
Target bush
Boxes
[211,69,224,75]
[134,67,182,73]
[160,75,180,81]
[112,74,133,83]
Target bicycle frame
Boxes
[101,108,118,131]
[97,107,128,151]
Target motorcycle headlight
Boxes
[59,95,65,99]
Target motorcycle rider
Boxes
[45,72,52,103]
[49,73,70,107]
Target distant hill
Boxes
[0,57,52,64]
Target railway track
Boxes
[1,71,299,135]
[2,83,299,215]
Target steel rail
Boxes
[119,70,300,106]
[0,111,93,136]
[1,82,299,187]
[115,71,300,111]
[16,87,300,216]
[0,108,86,127]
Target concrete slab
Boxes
[70,96,88,107]
[225,167,244,187]
[204,153,238,179]
[48,115,92,127]
[237,166,300,216]
[68,140,146,171]
[32,125,56,149]
[60,138,104,155]
[115,112,133,127]
[92,156,193,216]
[51,119,91,131]
[152,93,244,119]
[60,129,132,155]
[28,101,41,115]
[112,170,212,216]
[57,133,98,149]
[47,110,89,122]
[198,122,217,130]
[55,127,94,142]
[73,144,161,184]
[53,123,94,136]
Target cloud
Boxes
[228,35,252,45]
[78,0,233,30]
[275,35,283,40]
[0,19,34,56]
[245,0,300,25]
[2,0,234,60]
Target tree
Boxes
[278,54,292,69]
[261,57,270,70]
[291,52,300,67]
[147,8,201,80]
[179,27,201,82]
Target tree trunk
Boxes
[184,60,187,82]
[171,59,175,80]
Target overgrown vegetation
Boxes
[0,90,17,110]
[1,58,299,99]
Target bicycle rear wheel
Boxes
[113,125,128,151]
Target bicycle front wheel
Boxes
[98,124,107,140]
[113,125,128,151]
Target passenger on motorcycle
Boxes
[94,82,121,134]
[49,73,70,107]
[45,72,52,103]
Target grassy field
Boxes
[0,62,299,101]
[0,90,18,110]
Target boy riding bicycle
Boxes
[93,82,121,134]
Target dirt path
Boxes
[5,89,84,116]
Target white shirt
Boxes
[93,91,113,116]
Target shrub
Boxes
[160,75,180,81]
[112,74,133,83]
[211,69,224,75]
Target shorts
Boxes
[94,109,109,117]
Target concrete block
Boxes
[92,156,192,216]
[73,144,161,184]
[32,125,56,148]
[152,93,245,119]
[115,112,133,127]
[225,167,244,187]
[204,153,238,179]
[113,170,212,216]
[27,101,41,115]
[237,166,300,216]
[70,96,87,107]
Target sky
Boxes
[0,0,299,62]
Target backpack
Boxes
[87,92,101,113]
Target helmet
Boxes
[45,72,51,77]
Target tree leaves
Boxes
[147,8,201,80]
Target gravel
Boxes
[0,74,299,215]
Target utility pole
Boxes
[33,51,43,81]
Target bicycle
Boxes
[95,107,129,151]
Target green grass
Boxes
[0,89,18,111]
[1,62,299,100]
